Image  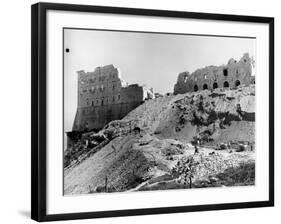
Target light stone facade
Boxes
[174,53,255,94]
[72,65,154,131]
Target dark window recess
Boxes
[223,69,228,76]
[235,80,241,87]
[224,81,229,87]
[203,84,208,90]
[213,82,218,89]
[194,85,198,92]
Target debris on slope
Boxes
[64,133,189,194]
[64,132,108,168]
[122,85,255,145]
[64,85,256,194]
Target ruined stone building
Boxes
[71,64,154,132]
[174,53,255,94]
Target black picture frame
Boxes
[31,2,274,222]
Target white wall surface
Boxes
[0,0,279,223]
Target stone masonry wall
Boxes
[174,53,255,94]
[72,65,154,131]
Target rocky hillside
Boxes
[64,85,255,195]
[112,84,255,145]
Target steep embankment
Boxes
[64,133,189,195]
[124,84,255,144]
[64,85,255,194]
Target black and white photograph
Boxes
[63,28,256,195]
[0,0,278,223]
[29,2,274,222]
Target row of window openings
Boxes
[223,69,240,76]
[196,69,236,81]
[193,80,240,92]
[86,95,121,106]
[81,75,116,83]
[83,85,115,92]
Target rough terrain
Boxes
[64,85,255,195]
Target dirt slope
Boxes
[64,85,255,194]
[124,84,255,144]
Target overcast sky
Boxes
[64,28,255,132]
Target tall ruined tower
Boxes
[72,65,154,131]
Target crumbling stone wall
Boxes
[72,64,154,132]
[174,53,255,94]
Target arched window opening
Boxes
[235,80,241,87]
[194,85,198,92]
[224,81,229,88]
[101,99,104,106]
[203,84,208,90]
[213,82,218,89]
